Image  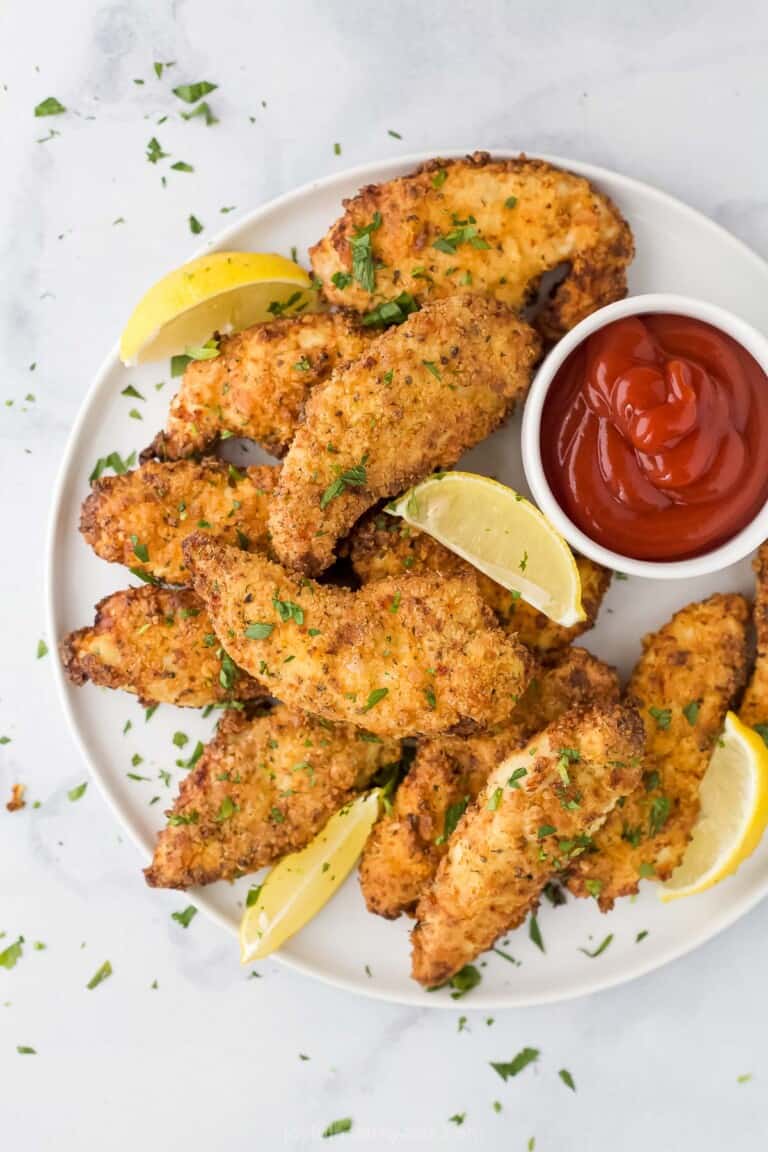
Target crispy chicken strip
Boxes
[80,460,277,585]
[568,593,750,909]
[144,312,371,461]
[311,151,634,341]
[145,704,400,888]
[360,648,620,919]
[739,542,768,734]
[411,703,644,986]
[60,586,266,708]
[348,511,611,652]
[269,294,540,574]
[182,534,535,738]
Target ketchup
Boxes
[540,315,768,561]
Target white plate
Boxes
[48,151,768,1009]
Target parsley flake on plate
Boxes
[68,782,87,802]
[559,1068,576,1091]
[86,960,113,990]
[171,905,197,928]
[579,933,613,958]
[173,81,217,103]
[34,96,66,117]
[322,1118,352,1139]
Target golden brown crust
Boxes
[144,312,371,461]
[182,534,535,738]
[348,510,611,651]
[145,704,400,889]
[359,648,620,919]
[80,460,278,584]
[567,593,750,908]
[739,542,768,732]
[268,295,540,574]
[410,703,645,986]
[310,151,634,340]
[60,586,266,708]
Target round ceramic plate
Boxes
[48,151,768,1009]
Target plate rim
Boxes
[46,147,768,1009]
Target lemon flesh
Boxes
[661,713,768,901]
[120,251,318,365]
[387,472,585,627]
[240,789,382,963]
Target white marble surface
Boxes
[2,1,768,1147]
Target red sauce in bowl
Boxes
[540,314,768,561]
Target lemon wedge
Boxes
[386,472,585,627]
[240,789,381,963]
[661,713,768,901]
[119,251,319,365]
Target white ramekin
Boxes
[521,293,768,579]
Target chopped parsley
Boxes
[387,129,402,139]
[293,356,311,372]
[322,1118,352,1139]
[146,136,168,164]
[431,168,447,189]
[349,212,382,292]
[447,964,481,999]
[186,338,219,360]
[168,811,199,826]
[579,933,613,958]
[435,796,468,844]
[189,215,204,234]
[17,1046,36,1055]
[320,456,368,508]
[86,960,113,990]
[362,687,388,712]
[361,292,418,327]
[172,81,217,103]
[682,700,701,726]
[171,905,197,929]
[246,884,263,908]
[504,195,518,209]
[171,354,191,377]
[122,385,144,400]
[68,782,87,802]
[171,161,194,173]
[244,622,274,640]
[648,795,671,836]
[0,937,24,969]
[422,360,442,380]
[130,535,149,563]
[635,930,649,943]
[585,879,602,899]
[172,732,188,749]
[89,449,136,482]
[449,1114,465,1126]
[331,271,353,289]
[34,96,66,117]
[490,1047,540,1081]
[181,101,218,125]
[487,787,503,811]
[433,214,491,254]
[529,914,545,952]
[36,639,48,659]
[424,686,436,710]
[507,766,527,789]
[216,796,236,822]
[176,741,204,770]
[648,706,672,730]
[559,1068,576,1091]
[389,591,401,614]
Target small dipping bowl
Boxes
[521,294,768,579]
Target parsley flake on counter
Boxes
[34,96,66,117]
[559,1068,576,1091]
[171,905,197,928]
[737,1073,752,1084]
[17,1045,36,1055]
[173,81,217,103]
[146,136,168,164]
[490,1046,539,1081]
[579,933,613,958]
[0,937,24,969]
[322,1118,352,1139]
[181,101,218,125]
[449,1113,465,1126]
[333,142,341,156]
[635,930,648,943]
[68,782,87,802]
[36,639,48,659]
[189,215,204,234]
[86,960,113,990]
[171,161,194,173]
[388,129,402,139]
[172,732,188,749]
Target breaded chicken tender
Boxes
[145,704,399,889]
[269,295,540,574]
[411,703,644,986]
[311,152,633,341]
[80,460,277,584]
[182,534,535,739]
[568,594,750,909]
[348,512,611,652]
[144,312,371,461]
[739,543,768,733]
[360,648,620,919]
[60,586,265,708]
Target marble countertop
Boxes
[2,1,768,1147]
